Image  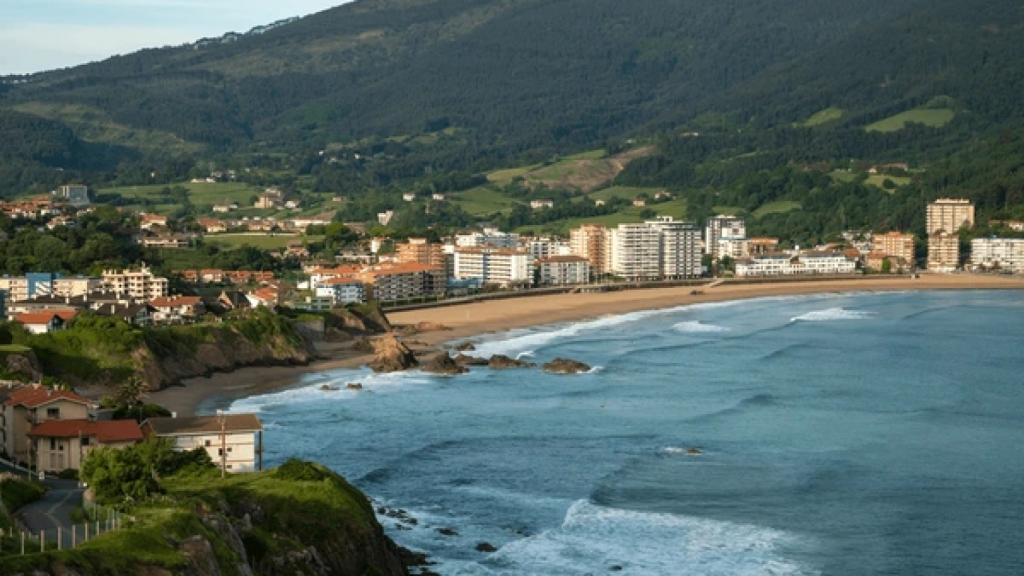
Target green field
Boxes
[865,174,912,192]
[487,165,542,183]
[802,107,844,127]
[588,186,663,201]
[753,200,801,218]
[205,233,324,250]
[711,205,746,216]
[866,108,955,132]
[451,186,524,215]
[828,170,858,183]
[101,181,263,208]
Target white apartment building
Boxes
[142,414,264,473]
[647,216,702,279]
[735,251,856,277]
[971,238,1024,272]
[609,223,662,280]
[527,238,572,261]
[315,279,366,305]
[537,256,590,286]
[454,248,533,287]
[705,215,747,258]
[455,228,520,249]
[101,267,170,300]
[716,237,751,260]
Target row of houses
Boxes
[0,383,263,474]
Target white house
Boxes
[530,199,554,210]
[735,251,856,277]
[454,248,533,287]
[142,413,264,473]
[315,278,366,305]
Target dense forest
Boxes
[1,0,1023,247]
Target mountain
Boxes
[1,0,1022,193]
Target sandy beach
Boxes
[150,274,1024,416]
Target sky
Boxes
[0,0,350,75]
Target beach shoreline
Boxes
[149,274,1024,416]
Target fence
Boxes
[0,508,124,555]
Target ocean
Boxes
[226,290,1024,575]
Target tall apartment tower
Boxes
[926,199,974,272]
[396,238,446,269]
[704,215,746,258]
[609,224,662,280]
[875,231,916,268]
[569,224,609,276]
[647,216,702,279]
[926,199,975,235]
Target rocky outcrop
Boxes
[1,349,42,381]
[453,353,489,366]
[326,303,393,335]
[421,353,469,375]
[395,322,452,336]
[453,342,476,351]
[487,354,536,369]
[541,357,592,374]
[366,335,419,373]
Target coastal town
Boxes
[1,186,1021,333]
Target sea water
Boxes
[227,290,1024,575]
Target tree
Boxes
[114,377,149,411]
[81,438,214,505]
[881,258,892,273]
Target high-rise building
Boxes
[874,231,916,269]
[608,224,662,280]
[569,224,609,276]
[55,184,90,207]
[704,215,746,258]
[455,228,520,249]
[926,199,975,235]
[927,232,961,272]
[647,216,702,279]
[537,256,591,286]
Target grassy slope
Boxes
[802,107,844,126]
[866,108,956,132]
[101,181,264,207]
[517,198,688,235]
[451,185,524,215]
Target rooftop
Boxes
[143,414,263,436]
[5,385,91,408]
[29,419,143,443]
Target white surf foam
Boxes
[587,366,605,374]
[227,368,434,413]
[673,320,731,333]
[450,500,816,575]
[790,308,874,323]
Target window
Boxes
[81,436,91,446]
[205,440,211,447]
[218,449,223,456]
[50,438,57,450]
[227,447,233,453]
[46,408,60,419]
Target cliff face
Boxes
[6,461,409,576]
[139,327,317,390]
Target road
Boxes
[1,459,83,549]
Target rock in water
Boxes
[541,357,592,374]
[487,354,537,369]
[453,342,476,351]
[422,353,469,375]
[367,335,419,373]
[346,382,363,390]
[453,353,489,366]
[476,542,497,553]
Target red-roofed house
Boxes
[14,312,65,334]
[150,296,206,324]
[3,384,93,466]
[246,287,280,309]
[29,419,143,472]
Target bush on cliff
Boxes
[81,438,215,505]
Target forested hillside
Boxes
[1,0,1023,239]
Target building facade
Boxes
[142,414,264,473]
[569,224,609,276]
[29,420,142,473]
[971,237,1024,272]
[360,263,446,301]
[735,252,856,277]
[315,279,367,305]
[537,256,591,286]
[874,231,916,269]
[101,267,170,300]
[927,232,961,272]
[396,238,447,269]
[608,224,662,280]
[704,215,747,258]
[926,199,975,235]
[454,248,533,287]
[455,228,520,249]
[647,217,702,279]
[3,386,92,466]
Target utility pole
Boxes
[216,410,226,479]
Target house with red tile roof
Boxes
[150,296,206,324]
[3,384,93,466]
[29,419,143,472]
[14,312,65,334]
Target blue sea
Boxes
[227,290,1024,575]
